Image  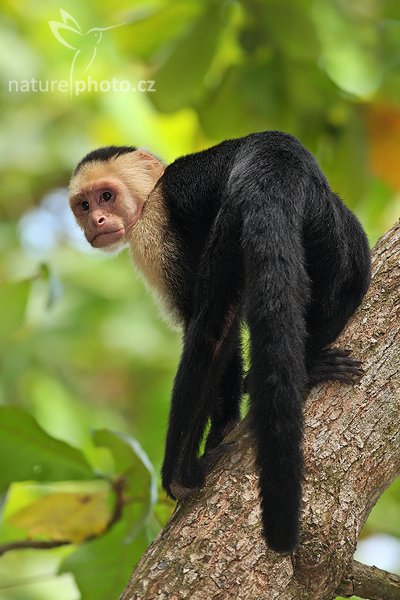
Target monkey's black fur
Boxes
[83,131,371,553]
[74,145,137,175]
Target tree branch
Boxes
[121,221,400,600]
[0,539,70,557]
[337,560,400,600]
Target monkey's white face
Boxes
[70,176,141,250]
[69,150,164,251]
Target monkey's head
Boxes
[69,146,164,252]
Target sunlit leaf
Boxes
[153,491,175,529]
[199,63,286,138]
[10,491,111,543]
[361,478,400,538]
[244,0,319,61]
[93,429,157,528]
[312,1,382,97]
[0,279,30,342]
[320,109,369,203]
[0,407,95,491]
[119,2,202,60]
[59,431,157,599]
[150,3,224,112]
[378,19,400,71]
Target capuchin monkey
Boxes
[69,131,371,553]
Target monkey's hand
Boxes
[162,443,233,502]
[167,480,197,501]
[162,451,205,501]
[307,347,364,388]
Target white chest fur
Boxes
[128,189,182,327]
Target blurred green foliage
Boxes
[0,0,399,598]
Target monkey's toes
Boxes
[308,347,364,386]
[168,480,198,501]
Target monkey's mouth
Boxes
[91,228,125,247]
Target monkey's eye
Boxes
[80,200,90,212]
[100,190,114,202]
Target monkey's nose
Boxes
[92,214,106,226]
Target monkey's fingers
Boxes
[170,442,236,498]
[308,346,365,387]
[321,347,352,358]
[168,480,197,502]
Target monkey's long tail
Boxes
[241,190,309,553]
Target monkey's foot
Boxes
[168,443,233,501]
[308,347,364,387]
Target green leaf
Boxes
[322,109,369,202]
[260,0,319,61]
[93,429,157,526]
[150,3,224,112]
[119,2,202,60]
[0,407,95,491]
[59,431,157,600]
[313,1,382,97]
[361,478,400,538]
[60,520,148,600]
[199,63,286,139]
[0,279,30,342]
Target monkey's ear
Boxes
[135,149,162,169]
[135,149,165,178]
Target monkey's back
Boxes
[159,131,367,323]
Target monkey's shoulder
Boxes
[163,131,323,192]
[159,131,326,220]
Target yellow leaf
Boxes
[10,491,111,543]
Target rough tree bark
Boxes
[121,222,400,600]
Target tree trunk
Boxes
[121,222,400,600]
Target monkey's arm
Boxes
[161,203,242,497]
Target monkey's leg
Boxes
[162,307,241,498]
[304,194,371,389]
[161,207,242,500]
[180,335,243,490]
[305,281,367,387]
[162,311,239,500]
[245,346,364,391]
[204,328,243,453]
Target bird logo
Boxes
[49,9,126,94]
